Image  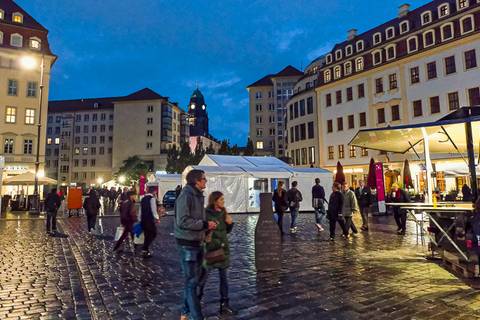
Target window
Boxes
[336,90,342,104]
[391,105,400,121]
[335,49,342,60]
[355,57,364,71]
[441,23,454,41]
[348,115,354,129]
[7,79,18,96]
[361,148,369,157]
[337,117,343,131]
[100,124,105,132]
[299,100,305,116]
[147,105,154,112]
[147,117,153,124]
[372,50,382,65]
[469,87,480,106]
[83,125,88,133]
[389,74,398,90]
[25,109,35,124]
[328,146,334,160]
[413,100,423,117]
[359,112,367,127]
[27,82,37,97]
[256,141,264,149]
[255,92,262,99]
[92,114,97,121]
[423,30,435,47]
[256,129,263,137]
[326,54,333,64]
[100,136,105,143]
[457,0,469,10]
[82,159,87,166]
[92,125,97,133]
[47,137,52,144]
[82,147,88,155]
[386,45,396,60]
[0,9,4,20]
[307,97,313,114]
[307,122,314,139]
[338,145,345,159]
[346,45,353,56]
[407,36,418,53]
[23,139,33,154]
[308,147,315,164]
[400,21,409,34]
[430,96,441,114]
[294,102,299,118]
[10,33,22,47]
[460,15,474,34]
[386,27,395,40]
[324,70,331,82]
[300,124,306,140]
[29,38,41,50]
[465,49,477,70]
[334,66,341,79]
[5,107,16,123]
[75,126,80,133]
[101,113,106,121]
[4,138,13,154]
[356,40,364,52]
[410,67,420,84]
[294,126,299,142]
[99,147,105,155]
[269,104,275,111]
[375,78,383,94]
[438,3,449,17]
[445,56,456,75]
[289,104,293,120]
[146,142,153,150]
[91,147,96,155]
[255,104,262,112]
[346,87,353,101]
[448,92,460,110]
[12,12,23,23]
[344,62,352,75]
[90,159,96,167]
[427,62,437,79]
[358,83,365,98]
[373,32,382,45]
[377,108,385,124]
[326,93,332,107]
[327,120,333,133]
[83,136,88,144]
[349,145,356,158]
[421,11,432,25]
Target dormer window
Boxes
[386,27,395,40]
[460,15,475,34]
[407,36,418,53]
[421,11,432,25]
[386,44,396,61]
[345,45,353,56]
[356,40,364,52]
[10,33,23,47]
[344,61,352,75]
[12,12,23,23]
[372,50,382,65]
[334,66,341,79]
[373,32,382,45]
[29,37,41,50]
[326,54,333,64]
[0,9,4,20]
[457,0,469,10]
[423,30,435,47]
[355,57,364,71]
[324,70,332,83]
[438,3,450,17]
[400,21,409,34]
[441,23,454,41]
[335,49,342,61]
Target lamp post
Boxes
[20,55,45,214]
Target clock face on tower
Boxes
[190,104,195,110]
[202,105,206,110]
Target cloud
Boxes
[306,42,335,61]
[184,74,241,90]
[277,29,304,52]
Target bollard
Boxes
[255,193,281,271]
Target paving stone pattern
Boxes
[2,213,480,319]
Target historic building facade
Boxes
[247,66,303,157]
[0,0,56,191]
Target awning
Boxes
[3,172,57,186]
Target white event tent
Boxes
[183,155,333,213]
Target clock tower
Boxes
[188,88,209,137]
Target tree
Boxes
[244,138,255,156]
[192,137,205,165]
[218,139,231,155]
[231,144,240,155]
[115,156,149,186]
[205,142,216,155]
[166,146,180,173]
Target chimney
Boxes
[398,4,410,17]
[347,29,357,40]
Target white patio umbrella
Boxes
[3,172,57,186]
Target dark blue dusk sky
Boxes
[19,0,426,145]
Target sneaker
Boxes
[290,227,296,234]
[329,237,335,241]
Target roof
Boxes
[246,74,274,88]
[247,65,303,88]
[0,0,47,31]
[114,88,164,102]
[200,155,290,168]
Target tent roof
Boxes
[199,155,289,168]
[349,107,480,154]
[3,172,57,185]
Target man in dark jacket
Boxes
[84,189,101,233]
[272,181,288,234]
[139,186,160,258]
[287,181,303,234]
[355,180,372,231]
[390,183,410,235]
[175,169,217,320]
[327,182,346,240]
[113,191,136,252]
[45,188,61,235]
[312,178,327,232]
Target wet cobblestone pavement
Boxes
[2,213,480,319]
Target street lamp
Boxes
[97,177,104,185]
[118,175,126,184]
[20,55,45,214]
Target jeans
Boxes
[360,206,369,228]
[46,210,57,233]
[178,245,204,320]
[142,221,157,252]
[276,211,284,233]
[329,215,348,238]
[290,207,299,228]
[314,202,327,225]
[87,214,97,232]
[199,267,229,303]
[393,208,407,231]
[344,216,358,234]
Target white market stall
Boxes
[147,173,183,201]
[183,155,333,213]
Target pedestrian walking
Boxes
[355,180,372,231]
[312,178,327,232]
[272,181,288,235]
[287,181,303,234]
[109,187,117,207]
[138,186,161,258]
[175,169,217,320]
[342,182,359,237]
[113,191,137,252]
[45,188,61,235]
[83,189,101,233]
[198,191,237,316]
[390,183,410,235]
[327,182,346,240]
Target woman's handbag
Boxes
[205,248,226,264]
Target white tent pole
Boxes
[421,128,433,204]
